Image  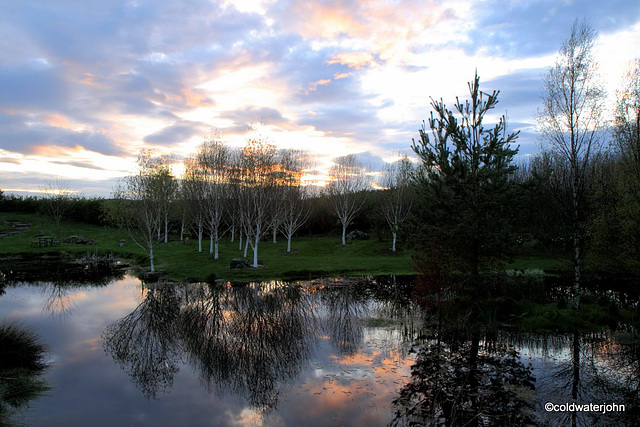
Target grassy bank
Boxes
[0,212,587,282]
[0,213,416,282]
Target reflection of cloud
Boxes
[272,329,415,426]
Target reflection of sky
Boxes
[262,329,414,427]
[1,276,634,425]
[0,276,415,426]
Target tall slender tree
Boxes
[152,155,178,244]
[327,154,368,246]
[614,59,640,214]
[40,178,76,241]
[110,150,171,272]
[197,134,231,259]
[380,155,414,253]
[182,156,207,252]
[537,19,605,309]
[277,149,310,253]
[238,135,278,268]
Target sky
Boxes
[1,0,639,197]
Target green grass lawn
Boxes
[0,212,584,283]
[0,213,415,282]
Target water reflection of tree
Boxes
[181,282,317,411]
[1,263,125,318]
[180,283,232,388]
[321,285,364,355]
[392,280,538,427]
[103,284,183,399]
[104,281,317,411]
[532,331,640,426]
[392,338,536,426]
[226,283,316,409]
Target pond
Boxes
[0,273,638,426]
[0,275,421,426]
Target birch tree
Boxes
[277,149,310,253]
[226,149,245,252]
[614,59,640,211]
[537,19,605,309]
[111,150,169,272]
[380,156,414,253]
[175,179,190,242]
[327,154,367,246]
[153,156,178,244]
[197,134,231,259]
[238,136,277,267]
[40,178,76,241]
[182,156,207,252]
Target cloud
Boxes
[352,151,387,172]
[0,170,116,196]
[327,51,379,70]
[463,0,640,58]
[0,63,70,111]
[143,123,204,145]
[0,0,639,195]
[220,106,291,130]
[49,160,109,171]
[0,111,125,156]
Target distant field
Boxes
[0,212,415,282]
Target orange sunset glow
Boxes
[0,1,639,196]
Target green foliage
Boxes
[410,72,519,277]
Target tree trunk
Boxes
[164,218,169,243]
[287,235,292,253]
[149,244,155,272]
[342,223,347,245]
[214,229,219,259]
[272,225,277,243]
[391,231,397,252]
[572,172,581,310]
[253,234,260,267]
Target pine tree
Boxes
[411,71,519,281]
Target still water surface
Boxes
[1,274,638,426]
[1,276,418,426]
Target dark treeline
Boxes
[0,193,106,227]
